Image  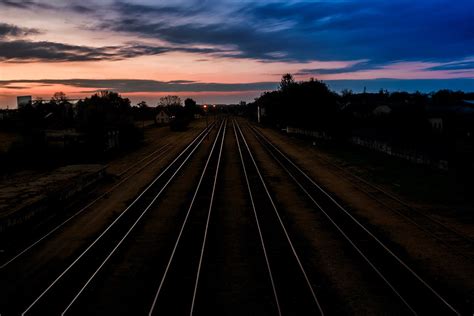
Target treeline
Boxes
[15,91,142,151]
[245,74,474,170]
[0,91,206,173]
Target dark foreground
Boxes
[1,117,472,315]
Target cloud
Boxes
[0,39,232,62]
[0,79,278,93]
[0,85,28,89]
[296,61,381,75]
[1,0,473,73]
[92,0,474,64]
[427,60,474,71]
[0,0,54,10]
[2,78,473,98]
[296,58,474,77]
[0,40,116,62]
[0,22,41,38]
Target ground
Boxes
[253,122,473,313]
[0,117,472,315]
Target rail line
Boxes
[148,119,226,315]
[116,142,173,178]
[232,120,281,315]
[10,122,216,315]
[234,120,324,315]
[115,127,193,178]
[0,127,198,270]
[289,137,474,261]
[325,163,474,262]
[248,123,461,315]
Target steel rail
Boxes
[289,137,473,259]
[190,118,227,315]
[1,142,174,269]
[21,123,215,315]
[236,121,324,315]
[117,142,172,177]
[60,121,221,316]
[148,119,225,316]
[250,124,460,315]
[232,119,282,316]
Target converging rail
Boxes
[234,119,324,315]
[1,122,216,315]
[248,123,461,315]
[1,142,175,270]
[306,152,474,262]
[148,119,227,315]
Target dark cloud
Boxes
[0,79,278,93]
[2,78,473,95]
[101,19,287,61]
[0,22,40,38]
[296,61,383,76]
[427,61,474,71]
[0,39,230,62]
[0,0,54,10]
[99,4,298,61]
[0,40,118,62]
[97,0,474,64]
[0,85,28,89]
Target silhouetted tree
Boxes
[159,95,182,107]
[135,101,152,128]
[279,73,296,91]
[51,91,68,104]
[184,98,198,119]
[76,91,141,151]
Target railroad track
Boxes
[148,118,227,315]
[0,122,216,315]
[1,117,468,314]
[115,127,193,178]
[278,135,474,262]
[247,123,462,315]
[153,118,323,315]
[233,119,324,315]
[320,163,474,262]
[0,133,178,269]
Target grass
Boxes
[315,140,472,208]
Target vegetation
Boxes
[76,91,142,151]
[0,91,144,173]
[245,74,474,173]
[155,95,200,131]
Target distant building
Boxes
[17,96,32,109]
[155,108,171,124]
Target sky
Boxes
[0,0,473,107]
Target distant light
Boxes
[213,104,216,108]
[203,105,208,109]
